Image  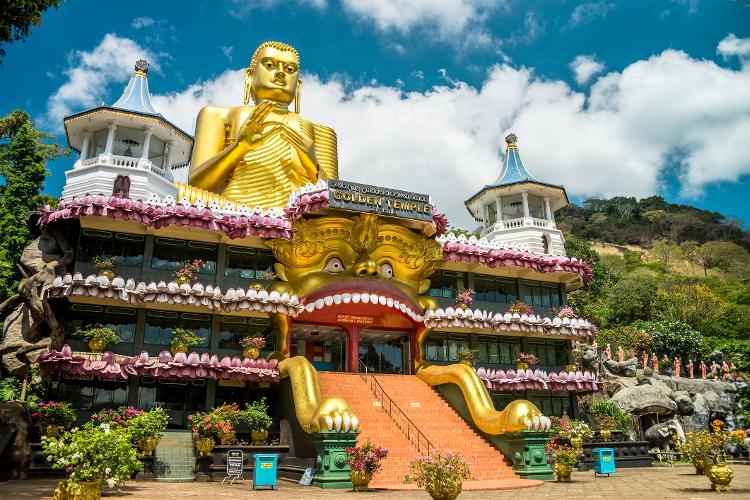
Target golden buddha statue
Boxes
[178,41,338,209]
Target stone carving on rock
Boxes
[603,357,638,377]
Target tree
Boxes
[649,238,678,272]
[632,320,706,361]
[608,196,638,219]
[696,241,749,276]
[658,282,727,334]
[0,1,63,60]
[0,110,67,299]
[605,271,660,325]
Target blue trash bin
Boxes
[253,453,278,490]
[592,448,616,477]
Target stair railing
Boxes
[357,359,435,456]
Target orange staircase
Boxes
[317,372,519,488]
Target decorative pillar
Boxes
[104,123,117,155]
[493,430,554,480]
[311,430,360,488]
[521,191,530,218]
[544,197,553,222]
[165,140,174,169]
[496,197,503,221]
[79,132,91,161]
[140,128,153,160]
[483,204,491,228]
[344,324,364,372]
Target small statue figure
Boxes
[674,358,681,377]
[652,353,659,374]
[687,360,694,379]
[711,361,719,374]
[730,363,737,371]
[605,343,612,360]
[722,361,730,372]
[592,339,598,350]
[701,361,707,379]
[617,346,624,362]
[642,352,649,370]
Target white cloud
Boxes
[570,55,604,85]
[227,0,326,19]
[718,34,750,60]
[44,34,158,130]
[565,2,615,30]
[221,45,234,62]
[131,16,155,29]
[46,35,750,229]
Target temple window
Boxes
[424,332,469,362]
[77,229,145,267]
[218,316,274,352]
[427,270,467,298]
[137,381,206,414]
[527,392,573,417]
[473,275,517,305]
[55,379,129,412]
[224,246,276,280]
[151,238,217,274]
[519,279,561,309]
[67,304,137,345]
[527,195,545,219]
[112,126,145,157]
[144,310,211,347]
[147,135,166,167]
[113,175,131,197]
[88,129,108,158]
[525,338,569,369]
[475,335,521,366]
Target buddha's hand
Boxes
[281,126,319,180]
[237,101,278,149]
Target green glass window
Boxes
[224,246,276,279]
[424,333,469,361]
[68,304,137,343]
[526,339,569,368]
[151,238,217,274]
[427,270,466,298]
[218,316,274,351]
[57,380,129,411]
[475,336,521,365]
[77,229,144,267]
[473,275,517,304]
[137,381,206,412]
[519,280,561,308]
[144,311,211,347]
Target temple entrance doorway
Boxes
[291,324,347,372]
[358,330,409,374]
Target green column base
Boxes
[311,430,359,489]
[494,430,554,481]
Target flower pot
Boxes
[570,436,583,451]
[88,338,107,353]
[251,428,268,445]
[250,283,264,292]
[706,462,733,491]
[170,343,187,356]
[599,430,612,442]
[98,269,115,280]
[218,429,235,445]
[693,458,710,475]
[175,276,191,285]
[53,480,102,500]
[137,436,159,456]
[516,362,529,371]
[243,347,260,360]
[554,462,573,482]
[425,479,462,500]
[349,470,372,492]
[565,364,578,373]
[43,424,61,438]
[457,303,468,310]
[195,437,215,456]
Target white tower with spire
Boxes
[464,133,568,256]
[61,60,192,202]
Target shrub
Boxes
[632,320,706,361]
[170,328,203,348]
[28,401,76,427]
[596,325,654,357]
[90,406,143,426]
[404,451,472,491]
[345,440,389,475]
[76,325,120,345]
[129,408,170,444]
[242,398,272,430]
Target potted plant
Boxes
[169,327,202,355]
[242,398,272,445]
[567,420,593,450]
[454,289,475,310]
[29,401,77,437]
[129,408,170,456]
[586,397,633,442]
[239,335,266,360]
[42,421,142,498]
[76,325,119,353]
[506,300,533,317]
[92,256,116,280]
[345,440,389,492]
[554,305,578,320]
[513,352,539,371]
[188,411,218,456]
[90,406,143,428]
[544,441,581,482]
[675,420,745,490]
[405,450,471,500]
[211,403,242,445]
[457,348,478,367]
[173,259,204,285]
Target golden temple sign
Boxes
[336,313,375,325]
[328,180,433,221]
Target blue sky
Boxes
[1,0,749,228]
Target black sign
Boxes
[226,450,243,477]
[327,180,433,222]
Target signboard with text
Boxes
[327,180,433,222]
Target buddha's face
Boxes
[248,46,299,104]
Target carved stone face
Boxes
[266,214,443,322]
[248,46,299,104]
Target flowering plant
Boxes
[189,404,242,439]
[256,270,277,281]
[170,327,203,348]
[514,352,539,366]
[506,300,533,316]
[90,406,144,427]
[455,289,475,309]
[404,451,472,491]
[174,259,204,283]
[76,325,120,345]
[239,336,266,349]
[128,408,170,444]
[345,440,389,474]
[458,348,479,364]
[28,401,77,427]
[555,306,578,320]
[568,420,594,441]
[544,441,581,466]
[92,256,115,271]
[42,422,142,489]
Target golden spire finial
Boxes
[505,132,518,149]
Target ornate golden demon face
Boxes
[266,214,443,319]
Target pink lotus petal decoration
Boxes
[475,366,601,393]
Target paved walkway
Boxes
[2,465,750,499]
